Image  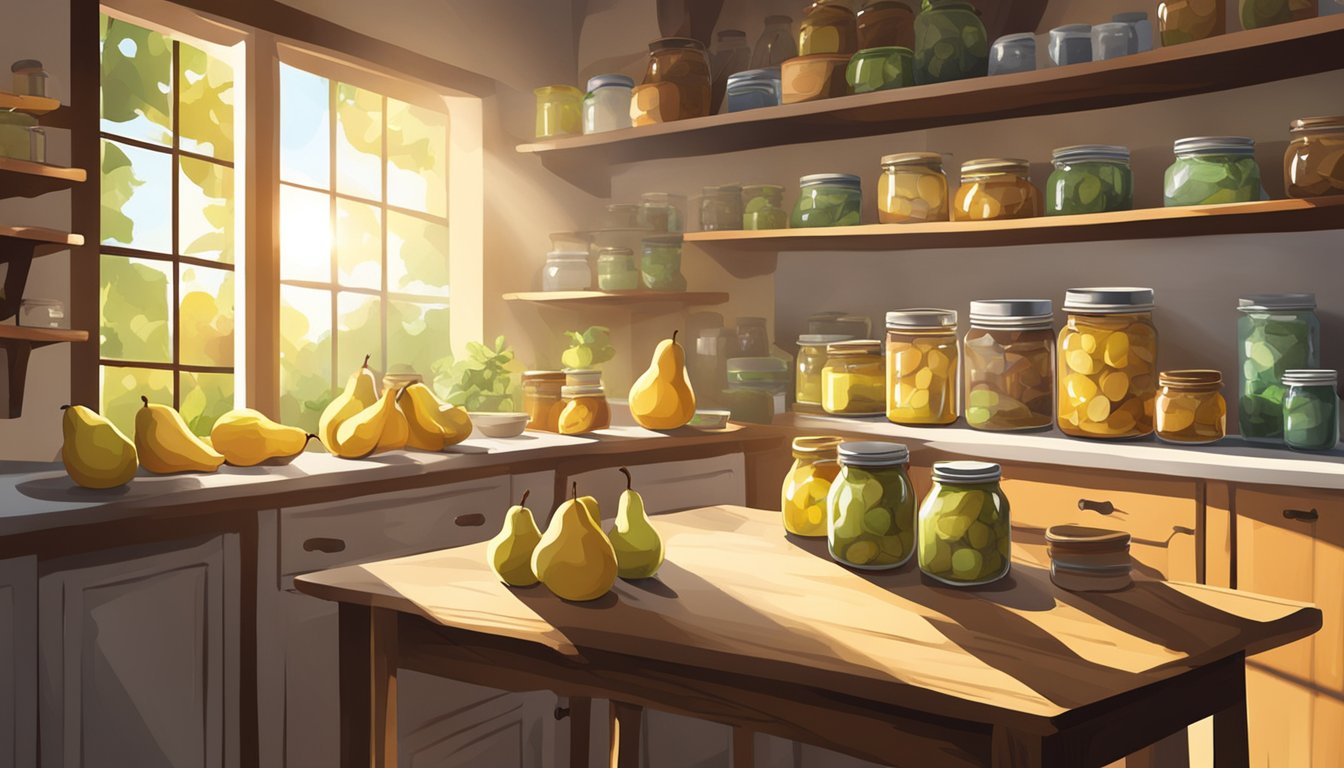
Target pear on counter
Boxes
[532,482,618,602]
[318,354,378,453]
[210,409,315,467]
[607,467,665,580]
[61,404,138,488]
[402,382,472,451]
[330,387,398,459]
[375,387,410,452]
[578,494,602,528]
[487,490,543,587]
[135,396,226,474]
[629,331,696,430]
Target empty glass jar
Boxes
[534,85,582,138]
[954,159,1040,221]
[797,333,854,406]
[886,309,959,425]
[914,0,988,84]
[1156,370,1227,444]
[1048,24,1093,66]
[542,251,591,291]
[827,441,917,570]
[753,14,799,67]
[918,461,1011,586]
[1283,370,1339,451]
[1057,288,1158,439]
[793,173,863,227]
[1165,136,1261,206]
[963,300,1055,431]
[879,152,949,223]
[1285,116,1344,198]
[989,33,1036,75]
[582,74,633,134]
[1046,145,1134,215]
[1238,293,1319,442]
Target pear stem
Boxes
[571,481,577,500]
[362,354,371,369]
[672,330,678,344]
[303,434,318,445]
[619,466,632,490]
[519,490,530,507]
[60,404,70,411]
[140,395,149,407]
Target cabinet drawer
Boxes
[563,454,746,523]
[279,475,512,579]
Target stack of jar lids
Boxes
[968,299,1053,329]
[1063,287,1154,313]
[1045,524,1132,592]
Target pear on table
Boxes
[376,387,410,452]
[531,482,618,602]
[330,387,400,459]
[318,354,378,453]
[607,467,665,580]
[210,408,315,467]
[629,330,697,430]
[61,404,138,488]
[487,490,543,587]
[402,382,473,451]
[135,396,225,474]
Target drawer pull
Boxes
[1283,508,1319,522]
[455,513,487,527]
[1078,499,1115,515]
[302,537,346,553]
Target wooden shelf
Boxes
[0,326,87,346]
[0,225,84,249]
[683,197,1344,253]
[0,226,86,324]
[0,157,87,198]
[0,326,89,419]
[0,91,62,116]
[503,290,730,307]
[517,16,1344,173]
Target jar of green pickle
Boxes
[1239,0,1315,29]
[918,460,1011,586]
[792,173,863,227]
[1046,145,1134,216]
[742,184,789,230]
[782,435,844,537]
[640,236,687,291]
[1164,136,1261,207]
[822,340,887,416]
[1237,293,1319,442]
[913,0,988,85]
[699,184,743,231]
[1283,370,1339,452]
[797,333,853,406]
[596,247,639,291]
[826,441,917,570]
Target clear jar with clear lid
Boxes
[1164,136,1260,207]
[826,441,917,569]
[699,184,743,231]
[964,300,1055,432]
[1237,293,1319,442]
[582,74,634,134]
[1057,288,1158,439]
[918,461,1011,586]
[542,251,591,291]
[1285,116,1344,198]
[1156,370,1226,444]
[596,248,639,291]
[522,371,566,432]
[800,0,860,56]
[1283,369,1339,452]
[886,309,959,425]
[954,158,1040,221]
[639,192,686,232]
[797,333,854,405]
[782,435,844,537]
[792,173,863,227]
[878,152,949,223]
[822,340,887,416]
[1046,145,1133,216]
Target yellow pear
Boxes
[607,468,665,579]
[210,408,316,467]
[629,331,696,430]
[531,482,619,602]
[375,387,410,453]
[135,396,226,474]
[330,388,397,459]
[578,495,601,528]
[401,382,473,451]
[318,354,378,453]
[61,404,138,488]
[487,490,543,587]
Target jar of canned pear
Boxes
[878,152,949,223]
[826,441,917,570]
[953,158,1040,221]
[781,435,844,537]
[1057,288,1158,439]
[918,460,1011,586]
[822,340,887,416]
[964,300,1055,432]
[886,309,959,425]
[1155,370,1226,444]
[797,334,855,407]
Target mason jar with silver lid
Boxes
[1057,287,1157,439]
[964,299,1054,431]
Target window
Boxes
[98,13,239,436]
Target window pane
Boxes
[180,265,235,367]
[101,139,172,253]
[387,98,447,217]
[280,184,332,282]
[336,199,381,290]
[179,157,234,263]
[100,14,172,146]
[337,292,382,380]
[101,365,174,440]
[335,83,383,201]
[180,371,234,437]
[388,300,451,385]
[280,285,333,433]
[178,41,234,161]
[100,254,173,363]
[280,64,330,188]
[388,212,449,297]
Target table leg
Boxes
[608,700,643,768]
[732,726,755,768]
[569,696,592,768]
[1212,686,1250,768]
[339,604,398,768]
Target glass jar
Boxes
[1046,145,1133,216]
[858,1,916,48]
[1157,0,1225,45]
[886,309,959,425]
[582,74,634,134]
[1164,136,1261,207]
[601,203,641,229]
[727,357,790,416]
[878,152,949,223]
[792,173,863,227]
[954,159,1040,221]
[11,59,47,97]
[1156,370,1227,444]
[822,340,887,416]
[699,184,743,231]
[522,371,566,432]
[711,29,754,112]
[1285,116,1344,198]
[781,53,851,103]
[542,251,591,291]
[636,38,713,124]
[1113,11,1154,52]
[754,14,799,67]
[846,46,914,93]
[742,184,788,229]
[1057,288,1158,439]
[1092,22,1138,60]
[809,311,871,338]
[989,33,1036,76]
[639,192,686,232]
[963,300,1055,432]
[826,441,917,570]
[596,248,639,291]
[734,316,770,357]
[0,111,37,160]
[797,333,854,406]
[1239,0,1315,29]
[725,67,782,112]
[690,328,730,408]
[782,436,845,537]
[1283,370,1340,452]
[1047,24,1093,66]
[918,461,1011,586]
[640,236,687,291]
[800,0,860,56]
[18,298,65,329]
[534,85,582,139]
[558,384,612,434]
[1237,293,1320,442]
[914,0,989,85]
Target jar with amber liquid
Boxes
[822,340,886,416]
[954,158,1040,221]
[781,435,844,537]
[797,333,853,407]
[1285,116,1344,199]
[522,371,565,432]
[886,309,958,425]
[1057,288,1158,439]
[1156,370,1226,444]
[635,37,712,124]
[558,384,612,435]
[1157,0,1224,46]
[963,300,1055,431]
[800,0,860,56]
[878,152,948,223]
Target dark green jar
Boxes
[1046,145,1134,216]
[913,0,988,85]
[1282,370,1339,452]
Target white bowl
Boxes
[469,411,529,438]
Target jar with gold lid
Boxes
[522,371,566,432]
[878,152,948,223]
[822,340,886,416]
[886,309,959,425]
[1155,370,1226,444]
[1057,288,1157,439]
[781,435,845,537]
[1285,116,1344,198]
[800,0,860,56]
[953,158,1040,221]
[964,300,1055,432]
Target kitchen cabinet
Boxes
[562,453,746,522]
[1,555,36,768]
[37,534,240,768]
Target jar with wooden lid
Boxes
[878,152,948,223]
[1239,0,1314,29]
[533,85,582,138]
[918,461,1010,586]
[822,340,886,416]
[964,300,1055,432]
[1283,370,1339,451]
[1046,525,1132,592]
[558,384,611,435]
[634,37,712,124]
[799,0,860,56]
[1157,0,1225,46]
[953,158,1040,221]
[1057,288,1157,439]
[522,371,566,432]
[1285,116,1344,198]
[1155,370,1226,444]
[827,441,917,570]
[781,435,845,537]
[857,0,915,48]
[797,333,853,406]
[886,309,958,425]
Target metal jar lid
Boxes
[880,151,944,169]
[1172,136,1255,156]
[1051,144,1131,165]
[561,385,606,398]
[1237,293,1316,311]
[968,299,1053,329]
[886,308,957,329]
[799,173,862,188]
[1158,369,1222,390]
[960,158,1030,177]
[727,67,782,86]
[1289,116,1344,133]
[798,333,854,346]
[825,339,883,356]
[1063,287,1154,314]
[586,73,634,91]
[932,460,1001,484]
[838,441,910,467]
[1282,369,1338,386]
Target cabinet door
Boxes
[562,454,746,525]
[1,556,36,768]
[38,535,240,768]
[400,671,555,768]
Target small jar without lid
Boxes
[596,248,639,291]
[582,74,634,134]
[782,435,845,537]
[964,300,1055,432]
[878,152,948,223]
[918,461,1011,586]
[1164,136,1260,207]
[1046,145,1133,216]
[1057,288,1158,439]
[1156,370,1226,444]
[754,15,799,67]
[886,309,959,425]
[954,158,1039,221]
[797,333,854,405]
[1237,293,1319,442]
[542,251,591,292]
[989,33,1036,76]
[822,340,886,416]
[1285,116,1344,198]
[1282,369,1339,452]
[826,441,917,570]
[793,173,862,227]
[522,371,566,432]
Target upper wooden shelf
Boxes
[0,326,88,346]
[503,290,730,307]
[517,16,1344,169]
[683,196,1344,253]
[0,91,62,116]
[0,157,87,198]
[0,225,84,250]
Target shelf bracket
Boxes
[0,339,33,418]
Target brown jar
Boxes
[953,158,1040,222]
[963,300,1055,432]
[799,1,860,56]
[522,371,565,432]
[1155,370,1226,445]
[857,0,915,49]
[1285,116,1344,199]
[636,37,713,123]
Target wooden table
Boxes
[294,505,1321,768]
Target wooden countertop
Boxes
[295,505,1321,731]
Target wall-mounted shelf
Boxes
[0,226,86,323]
[503,290,730,308]
[0,157,87,198]
[0,91,61,116]
[0,326,90,419]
